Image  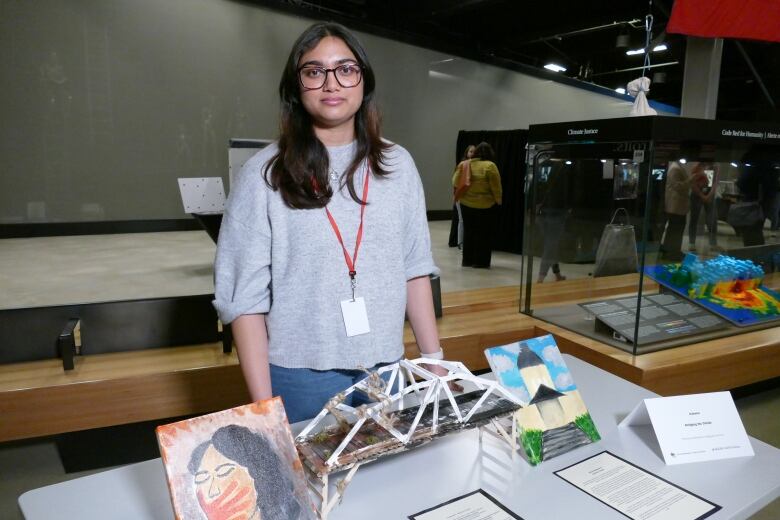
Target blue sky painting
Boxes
[485,335,576,404]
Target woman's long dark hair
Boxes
[265,22,391,209]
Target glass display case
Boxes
[522,116,780,355]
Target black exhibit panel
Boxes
[0,295,223,366]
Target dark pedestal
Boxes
[192,212,223,244]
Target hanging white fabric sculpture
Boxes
[628,76,657,116]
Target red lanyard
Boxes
[323,167,370,299]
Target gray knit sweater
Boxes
[213,140,438,370]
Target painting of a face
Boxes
[157,398,316,520]
[194,445,260,520]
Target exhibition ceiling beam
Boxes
[590,61,679,77]
[515,19,643,47]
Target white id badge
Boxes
[340,297,371,337]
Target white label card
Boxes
[555,451,720,520]
[340,297,370,337]
[620,391,754,465]
[409,489,522,520]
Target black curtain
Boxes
[454,129,528,254]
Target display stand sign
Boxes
[555,451,721,520]
[580,293,727,345]
[409,489,523,520]
[619,392,754,465]
[177,177,226,214]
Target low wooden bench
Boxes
[2,276,779,442]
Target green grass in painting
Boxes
[520,428,543,465]
[574,413,601,442]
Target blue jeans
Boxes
[270,360,399,424]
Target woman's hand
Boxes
[420,361,464,392]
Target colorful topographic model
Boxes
[645,254,780,326]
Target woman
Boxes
[457,142,502,268]
[449,144,476,249]
[734,160,776,247]
[189,425,310,519]
[660,160,691,262]
[536,162,567,283]
[213,23,444,423]
[688,163,718,252]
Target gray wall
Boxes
[0,0,673,223]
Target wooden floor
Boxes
[1,275,779,442]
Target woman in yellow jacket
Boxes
[454,141,502,268]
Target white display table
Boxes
[19,355,780,519]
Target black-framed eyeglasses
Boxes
[298,63,363,90]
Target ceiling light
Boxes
[679,158,687,164]
[615,87,626,94]
[745,163,752,167]
[626,48,645,56]
[544,63,567,73]
[600,159,607,163]
[653,44,668,52]
[730,162,739,168]
[565,160,573,165]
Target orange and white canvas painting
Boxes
[156,397,317,520]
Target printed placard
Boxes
[409,489,523,520]
[620,392,754,465]
[555,451,720,520]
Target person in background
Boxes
[213,22,446,423]
[450,144,476,250]
[660,160,691,261]
[457,142,502,268]
[770,166,780,234]
[734,158,778,247]
[688,163,718,252]
[537,162,567,283]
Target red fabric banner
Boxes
[667,0,780,43]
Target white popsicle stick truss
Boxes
[296,358,521,465]
[295,358,522,518]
